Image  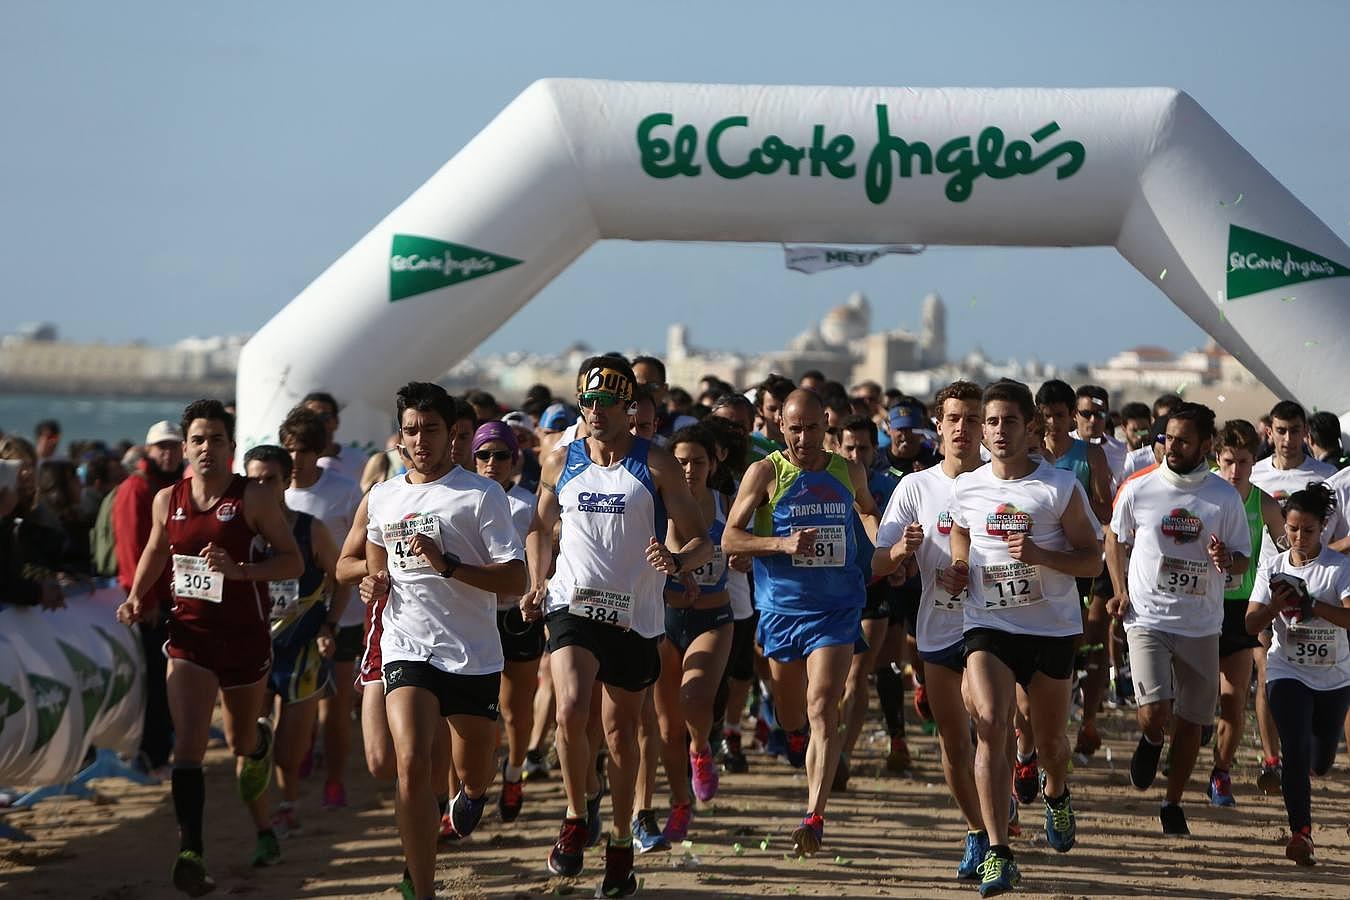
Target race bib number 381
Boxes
[173,554,223,603]
[569,587,634,630]
[381,516,440,571]
[980,561,1044,608]
[791,525,846,568]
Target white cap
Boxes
[501,410,535,430]
[146,420,184,445]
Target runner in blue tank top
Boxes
[723,389,882,858]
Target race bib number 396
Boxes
[381,516,440,571]
[980,561,1044,608]
[1286,623,1339,667]
[173,554,223,603]
[569,587,634,630]
[791,525,846,568]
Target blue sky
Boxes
[2,1,1346,370]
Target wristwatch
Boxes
[438,551,462,579]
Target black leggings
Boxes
[1267,678,1350,831]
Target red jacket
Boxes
[113,461,177,604]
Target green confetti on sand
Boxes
[733,842,745,855]
[1159,267,1167,280]
[682,840,693,849]
[760,839,770,850]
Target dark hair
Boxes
[631,383,658,411]
[756,374,795,410]
[841,414,879,446]
[37,460,80,524]
[934,380,982,410]
[631,355,667,383]
[667,426,718,476]
[301,391,340,415]
[1152,393,1183,417]
[1308,411,1342,453]
[1286,481,1336,524]
[825,394,852,421]
[34,419,61,438]
[524,384,552,404]
[799,369,827,384]
[984,379,1035,421]
[1120,402,1151,422]
[279,406,327,453]
[1034,379,1075,409]
[180,399,234,442]
[1075,384,1109,408]
[1269,399,1308,425]
[243,444,294,481]
[668,386,693,409]
[710,393,754,417]
[521,396,550,419]
[700,415,749,486]
[1214,419,1260,456]
[395,382,457,428]
[1168,402,1216,440]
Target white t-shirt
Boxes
[1110,467,1250,638]
[318,443,373,484]
[366,467,524,675]
[1251,548,1350,691]
[498,482,536,610]
[1328,467,1350,544]
[949,460,1089,638]
[1072,432,1127,485]
[286,468,365,626]
[1251,455,1342,562]
[878,465,972,653]
[1121,445,1157,483]
[727,568,753,621]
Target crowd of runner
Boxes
[3,358,1350,898]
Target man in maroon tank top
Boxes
[117,399,302,896]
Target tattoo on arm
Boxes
[540,480,556,494]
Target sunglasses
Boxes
[474,449,513,462]
[578,392,622,409]
[1076,409,1105,419]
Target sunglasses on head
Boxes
[474,449,513,462]
[578,392,622,409]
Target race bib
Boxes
[268,579,300,616]
[173,554,224,603]
[791,525,846,568]
[933,569,966,612]
[381,515,441,572]
[692,547,727,587]
[980,561,1044,608]
[1286,623,1339,667]
[569,586,634,630]
[1155,556,1209,597]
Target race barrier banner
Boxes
[0,587,144,790]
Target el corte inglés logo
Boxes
[1225,225,1350,300]
[389,234,522,303]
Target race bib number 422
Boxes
[173,554,223,603]
[980,561,1044,608]
[381,516,440,571]
[791,525,846,568]
[569,587,634,630]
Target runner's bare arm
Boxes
[845,457,881,544]
[521,454,563,620]
[1086,443,1113,524]
[1258,491,1291,552]
[649,446,712,572]
[309,519,346,623]
[721,459,790,557]
[116,485,174,623]
[236,480,303,581]
[1103,524,1131,617]
[336,493,371,584]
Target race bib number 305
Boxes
[173,554,223,603]
[1286,623,1339,667]
[1156,556,1209,597]
[569,587,634,630]
[381,516,440,571]
[980,561,1044,608]
[791,525,846,568]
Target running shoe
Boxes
[754,717,772,752]
[1043,793,1077,852]
[632,809,670,854]
[958,831,990,882]
[885,735,912,774]
[171,850,216,897]
[548,816,588,877]
[499,777,524,823]
[1007,795,1021,838]
[1207,768,1236,808]
[723,729,749,774]
[832,754,850,793]
[690,744,720,802]
[977,849,1020,897]
[450,790,488,838]
[237,718,274,804]
[1160,803,1189,836]
[766,726,788,759]
[597,835,638,898]
[585,791,604,848]
[523,747,550,781]
[785,728,810,769]
[662,802,693,843]
[270,803,300,838]
[1129,735,1163,791]
[791,813,824,856]
[1286,826,1316,866]
[1012,752,1039,804]
[1257,757,1283,796]
[438,812,461,845]
[321,780,347,810]
[396,872,415,900]
[914,683,934,724]
[1074,720,1101,760]
[250,830,281,867]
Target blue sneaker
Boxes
[977,850,1021,897]
[1044,793,1077,852]
[585,790,604,848]
[1207,769,1236,808]
[958,831,990,881]
[449,789,488,838]
[631,809,670,854]
[766,726,788,759]
[785,728,809,769]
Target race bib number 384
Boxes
[381,516,440,571]
[569,587,634,630]
[173,554,223,603]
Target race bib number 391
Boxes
[173,554,223,603]
[569,587,634,630]
[1156,556,1209,597]
[980,561,1044,608]
[381,516,440,571]
[791,525,846,568]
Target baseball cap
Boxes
[146,420,184,445]
[539,402,577,431]
[888,403,925,430]
[501,410,535,431]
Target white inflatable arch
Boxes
[236,79,1350,449]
